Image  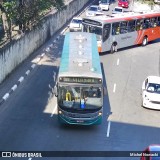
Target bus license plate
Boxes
[77,120,84,123]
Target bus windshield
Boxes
[58,85,102,111]
[83,24,102,41]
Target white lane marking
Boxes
[49,44,54,48]
[117,58,120,65]
[31,64,36,69]
[25,70,30,75]
[11,84,18,91]
[50,104,57,117]
[46,47,50,52]
[28,158,32,160]
[106,121,111,137]
[41,53,45,57]
[18,76,24,83]
[3,93,9,100]
[113,84,116,93]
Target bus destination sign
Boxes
[59,77,101,84]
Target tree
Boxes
[0,0,12,40]
[0,0,65,37]
[15,0,65,32]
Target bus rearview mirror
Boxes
[53,85,58,97]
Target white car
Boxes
[69,17,82,32]
[99,0,110,11]
[142,76,160,110]
[86,5,103,17]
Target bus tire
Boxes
[111,43,117,54]
[110,44,115,54]
[142,36,148,46]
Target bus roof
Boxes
[82,10,160,25]
[59,32,102,79]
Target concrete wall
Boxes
[0,0,90,83]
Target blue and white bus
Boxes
[56,32,103,125]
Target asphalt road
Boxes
[0,0,160,160]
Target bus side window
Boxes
[157,17,160,26]
[103,24,111,42]
[150,17,157,28]
[112,22,120,35]
[120,21,128,34]
[128,20,136,32]
[143,18,151,29]
[136,19,143,31]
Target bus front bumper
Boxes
[58,110,102,125]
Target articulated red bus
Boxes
[82,11,160,53]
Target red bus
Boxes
[82,11,160,53]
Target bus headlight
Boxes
[98,112,102,116]
[59,110,62,114]
[97,41,101,47]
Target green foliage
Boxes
[0,0,65,34]
[147,0,155,5]
[36,0,64,13]
[3,0,17,19]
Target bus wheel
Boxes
[110,44,115,54]
[142,37,148,46]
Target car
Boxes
[69,17,82,32]
[112,6,126,14]
[99,0,110,11]
[86,5,104,17]
[118,0,129,8]
[141,144,160,160]
[142,76,160,110]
